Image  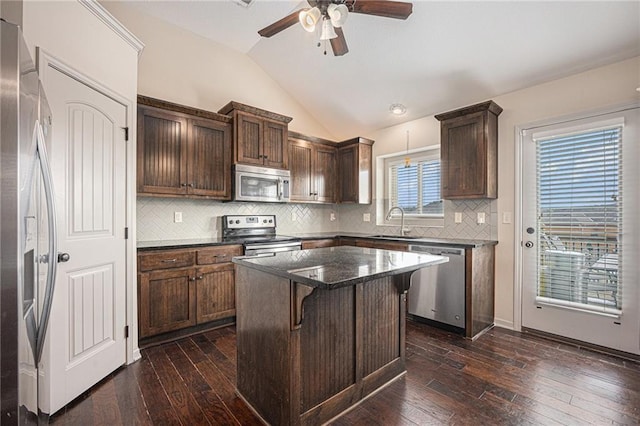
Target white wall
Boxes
[365,56,640,329]
[22,1,139,102]
[102,1,334,140]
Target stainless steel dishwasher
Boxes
[407,245,466,329]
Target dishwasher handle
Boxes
[408,245,465,257]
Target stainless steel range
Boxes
[222,215,301,256]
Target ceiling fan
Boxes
[258,0,413,56]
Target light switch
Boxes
[503,212,512,224]
[174,212,182,223]
[363,213,371,222]
[477,212,486,224]
[454,212,462,223]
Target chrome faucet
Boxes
[385,206,410,237]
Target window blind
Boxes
[389,157,442,216]
[536,126,622,312]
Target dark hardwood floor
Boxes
[50,321,640,425]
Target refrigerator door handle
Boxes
[34,121,58,365]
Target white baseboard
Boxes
[494,318,515,330]
[130,348,142,363]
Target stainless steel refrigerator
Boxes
[1,19,57,424]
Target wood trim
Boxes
[435,100,503,121]
[218,101,293,123]
[137,95,232,123]
[339,136,375,147]
[288,131,337,146]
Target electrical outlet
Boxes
[503,212,512,224]
[363,213,371,222]
[291,211,297,221]
[330,212,336,222]
[454,212,462,223]
[174,212,182,223]
[477,212,486,224]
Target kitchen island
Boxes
[233,246,447,425]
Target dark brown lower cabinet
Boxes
[196,263,236,323]
[138,268,196,338]
[137,244,241,340]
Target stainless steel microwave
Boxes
[233,164,290,203]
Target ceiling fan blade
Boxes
[330,27,349,56]
[258,11,300,38]
[348,0,413,20]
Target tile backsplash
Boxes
[137,197,497,242]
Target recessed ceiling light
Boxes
[389,103,406,115]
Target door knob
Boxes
[57,252,71,263]
[524,241,534,248]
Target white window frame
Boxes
[377,146,444,228]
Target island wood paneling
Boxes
[300,285,355,411]
[235,265,410,425]
[467,244,495,338]
[362,278,400,376]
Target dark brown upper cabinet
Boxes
[435,101,502,199]
[219,101,292,170]
[289,133,337,203]
[137,96,232,200]
[338,137,374,204]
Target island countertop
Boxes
[232,245,448,290]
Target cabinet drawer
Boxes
[355,239,408,251]
[138,250,195,272]
[302,239,338,249]
[197,245,243,265]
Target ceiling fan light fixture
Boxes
[319,18,338,40]
[389,103,407,115]
[327,3,348,28]
[299,7,321,32]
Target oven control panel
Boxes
[222,215,276,230]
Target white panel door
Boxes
[40,66,128,414]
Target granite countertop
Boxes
[136,233,497,250]
[294,232,497,248]
[233,246,448,290]
[137,237,227,251]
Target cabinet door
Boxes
[138,268,196,338]
[314,144,337,203]
[441,112,486,198]
[289,139,315,202]
[196,263,236,324]
[188,118,232,198]
[137,106,188,195]
[263,119,288,169]
[338,145,358,203]
[236,112,264,165]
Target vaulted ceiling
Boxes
[124,1,640,139]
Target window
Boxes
[536,124,622,311]
[387,150,443,217]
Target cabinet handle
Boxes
[263,155,268,159]
[180,183,187,187]
[188,183,194,187]
[189,277,196,281]
[197,275,204,280]
[161,259,177,263]
[215,254,227,258]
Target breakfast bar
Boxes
[233,246,447,425]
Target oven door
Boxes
[234,166,290,203]
[244,241,301,256]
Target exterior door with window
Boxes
[521,107,639,354]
